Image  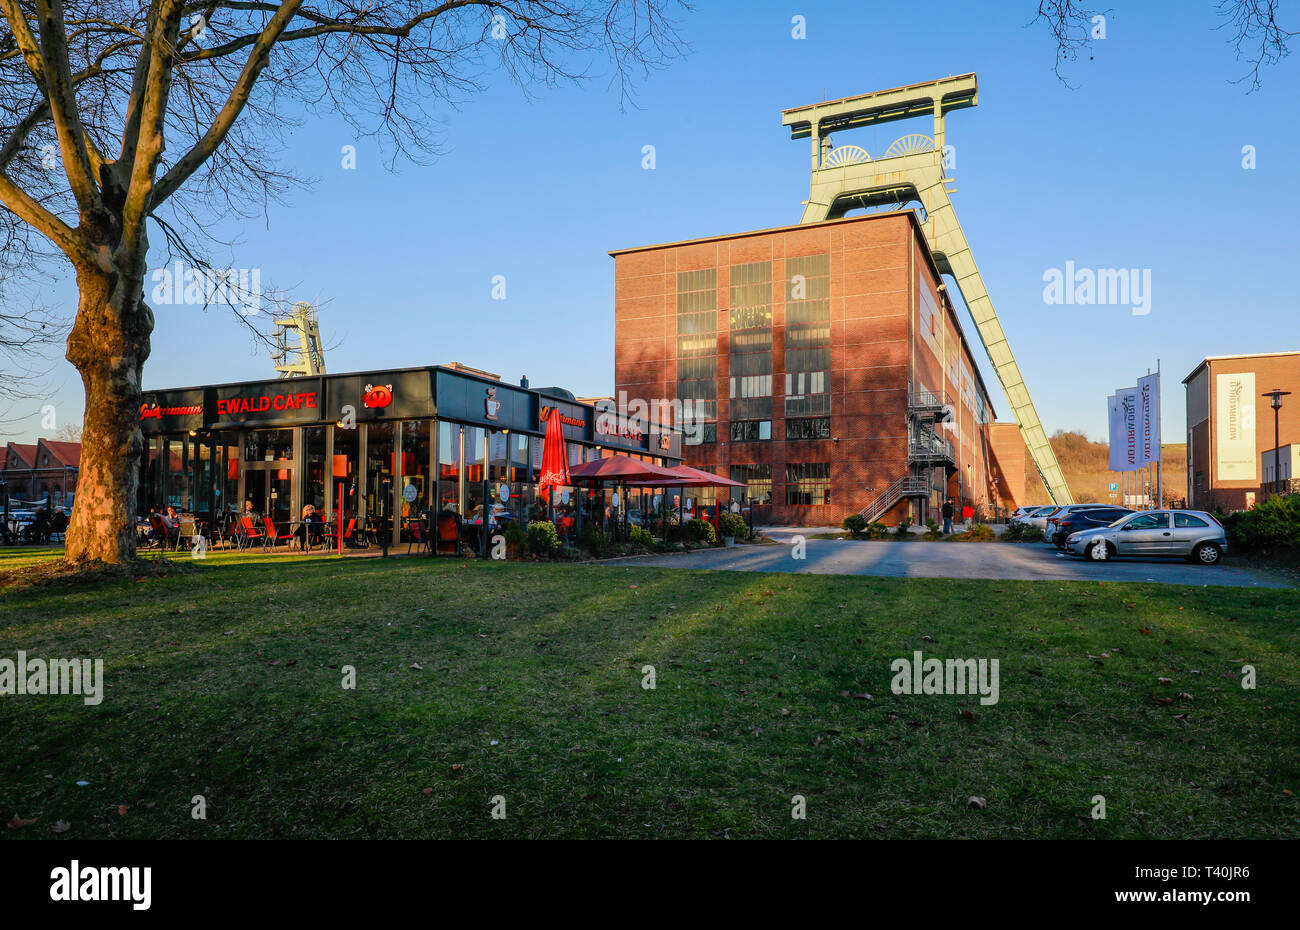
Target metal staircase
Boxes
[782,75,1074,505]
[858,475,929,523]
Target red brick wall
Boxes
[613,212,999,526]
[1195,354,1300,510]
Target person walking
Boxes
[941,497,955,535]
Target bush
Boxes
[1003,522,1045,543]
[578,524,610,556]
[866,521,891,539]
[894,517,912,538]
[686,518,717,545]
[954,522,996,542]
[924,518,943,539]
[503,521,526,557]
[1224,493,1300,551]
[841,514,867,538]
[525,520,561,556]
[718,513,749,540]
[629,525,655,549]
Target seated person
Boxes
[24,508,51,544]
[240,499,261,522]
[295,504,323,548]
[50,510,69,538]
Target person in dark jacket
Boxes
[941,497,955,535]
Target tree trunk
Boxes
[63,262,154,564]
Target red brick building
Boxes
[1183,351,1300,510]
[612,211,1018,526]
[1,438,81,507]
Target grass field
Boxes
[1,547,1297,839]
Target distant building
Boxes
[1,438,81,507]
[1183,351,1300,510]
[1260,443,1299,496]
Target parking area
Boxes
[605,536,1290,588]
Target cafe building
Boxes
[137,363,683,545]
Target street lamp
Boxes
[1262,389,1291,497]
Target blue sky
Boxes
[5,0,1297,446]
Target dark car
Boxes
[1051,506,1133,547]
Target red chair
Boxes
[262,516,294,550]
[148,513,179,550]
[406,520,426,555]
[322,518,357,550]
[237,515,265,550]
[435,512,461,556]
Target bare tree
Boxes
[1032,0,1292,88]
[0,0,684,564]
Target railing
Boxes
[908,390,954,422]
[908,430,955,464]
[858,475,930,523]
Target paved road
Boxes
[604,538,1290,588]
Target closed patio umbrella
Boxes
[538,406,570,506]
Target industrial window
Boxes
[785,463,830,505]
[785,254,831,418]
[785,417,831,440]
[730,420,771,442]
[731,464,772,505]
[676,269,717,429]
[729,261,772,421]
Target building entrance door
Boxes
[242,464,295,526]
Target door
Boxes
[1116,511,1171,555]
[1170,512,1213,556]
[242,465,295,527]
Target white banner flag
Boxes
[1137,373,1161,466]
[1108,386,1140,471]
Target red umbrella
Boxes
[538,406,570,503]
[567,455,681,485]
[625,464,745,487]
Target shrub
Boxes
[578,524,610,556]
[686,518,717,544]
[954,522,996,542]
[629,525,655,549]
[718,513,749,540]
[866,521,891,539]
[894,517,912,538]
[503,521,526,557]
[525,520,561,556]
[1003,522,1045,543]
[1225,493,1300,551]
[841,514,867,538]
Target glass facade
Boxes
[784,254,831,418]
[728,261,773,422]
[676,269,718,435]
[731,464,772,505]
[785,463,831,506]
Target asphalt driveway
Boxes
[603,538,1289,588]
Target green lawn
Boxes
[1,547,1297,839]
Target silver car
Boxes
[1065,510,1228,565]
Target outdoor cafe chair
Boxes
[406,519,427,555]
[178,516,200,551]
[237,515,265,550]
[148,513,180,551]
[262,516,294,550]
[322,517,357,551]
[434,511,462,557]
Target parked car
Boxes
[1008,506,1038,523]
[1043,504,1121,543]
[1050,506,1133,547]
[1019,505,1064,531]
[1064,510,1228,564]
